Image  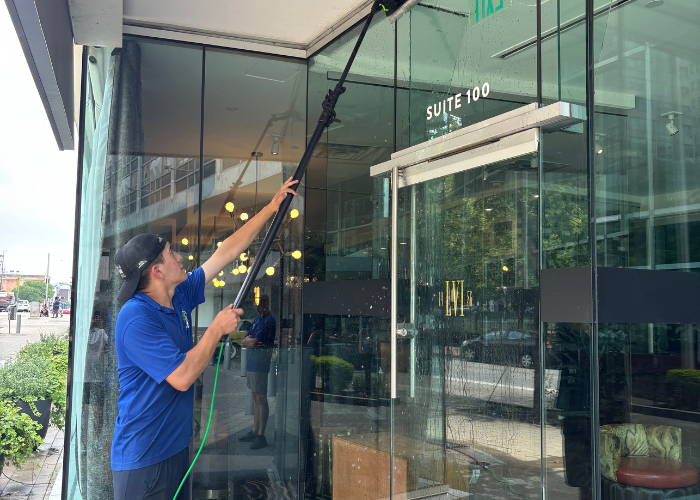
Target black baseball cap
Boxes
[115,234,167,302]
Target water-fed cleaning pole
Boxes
[221,1,407,339]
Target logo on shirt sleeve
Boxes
[181,310,190,330]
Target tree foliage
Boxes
[11,280,53,303]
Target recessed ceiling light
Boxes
[645,0,663,7]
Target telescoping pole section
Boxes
[222,0,406,339]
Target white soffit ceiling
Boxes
[123,0,370,52]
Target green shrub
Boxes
[352,374,387,398]
[0,400,43,468]
[667,369,700,409]
[14,333,68,430]
[311,356,354,395]
[0,356,64,430]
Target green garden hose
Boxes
[173,341,224,500]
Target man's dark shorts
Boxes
[247,371,268,394]
[113,447,190,500]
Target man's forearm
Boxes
[220,205,275,262]
[166,325,224,391]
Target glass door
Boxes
[392,154,542,500]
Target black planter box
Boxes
[15,398,51,441]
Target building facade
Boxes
[0,275,47,293]
[7,1,700,499]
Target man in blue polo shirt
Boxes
[110,178,296,500]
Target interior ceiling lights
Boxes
[290,209,299,219]
[225,202,234,213]
[240,213,249,221]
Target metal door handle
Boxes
[397,328,408,337]
[390,167,399,399]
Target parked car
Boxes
[227,319,252,358]
[17,300,30,313]
[207,319,253,364]
[0,299,11,312]
[461,330,541,368]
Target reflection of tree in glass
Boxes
[542,175,590,269]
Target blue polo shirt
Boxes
[111,268,205,471]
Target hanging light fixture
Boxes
[266,267,275,276]
[188,255,194,261]
[240,212,249,221]
[595,133,605,155]
[232,269,239,275]
[290,209,299,219]
[292,250,302,260]
[225,202,234,212]
[181,238,189,246]
[238,264,247,273]
[271,135,281,155]
[240,253,248,262]
[218,271,224,276]
[662,111,681,136]
[217,242,222,248]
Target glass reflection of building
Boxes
[11,1,700,500]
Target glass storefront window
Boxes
[69,38,204,500]
[594,1,700,498]
[195,47,306,498]
[397,0,538,148]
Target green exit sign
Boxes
[475,0,504,23]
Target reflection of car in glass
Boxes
[227,319,252,359]
[62,308,71,315]
[461,330,543,368]
[17,300,30,312]
[0,293,15,312]
[208,319,252,363]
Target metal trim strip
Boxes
[400,129,539,186]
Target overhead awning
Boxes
[5,0,76,150]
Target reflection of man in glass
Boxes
[239,295,276,450]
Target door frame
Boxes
[371,101,584,398]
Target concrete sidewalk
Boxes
[0,314,69,500]
[0,314,69,363]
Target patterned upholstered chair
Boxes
[600,424,700,499]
